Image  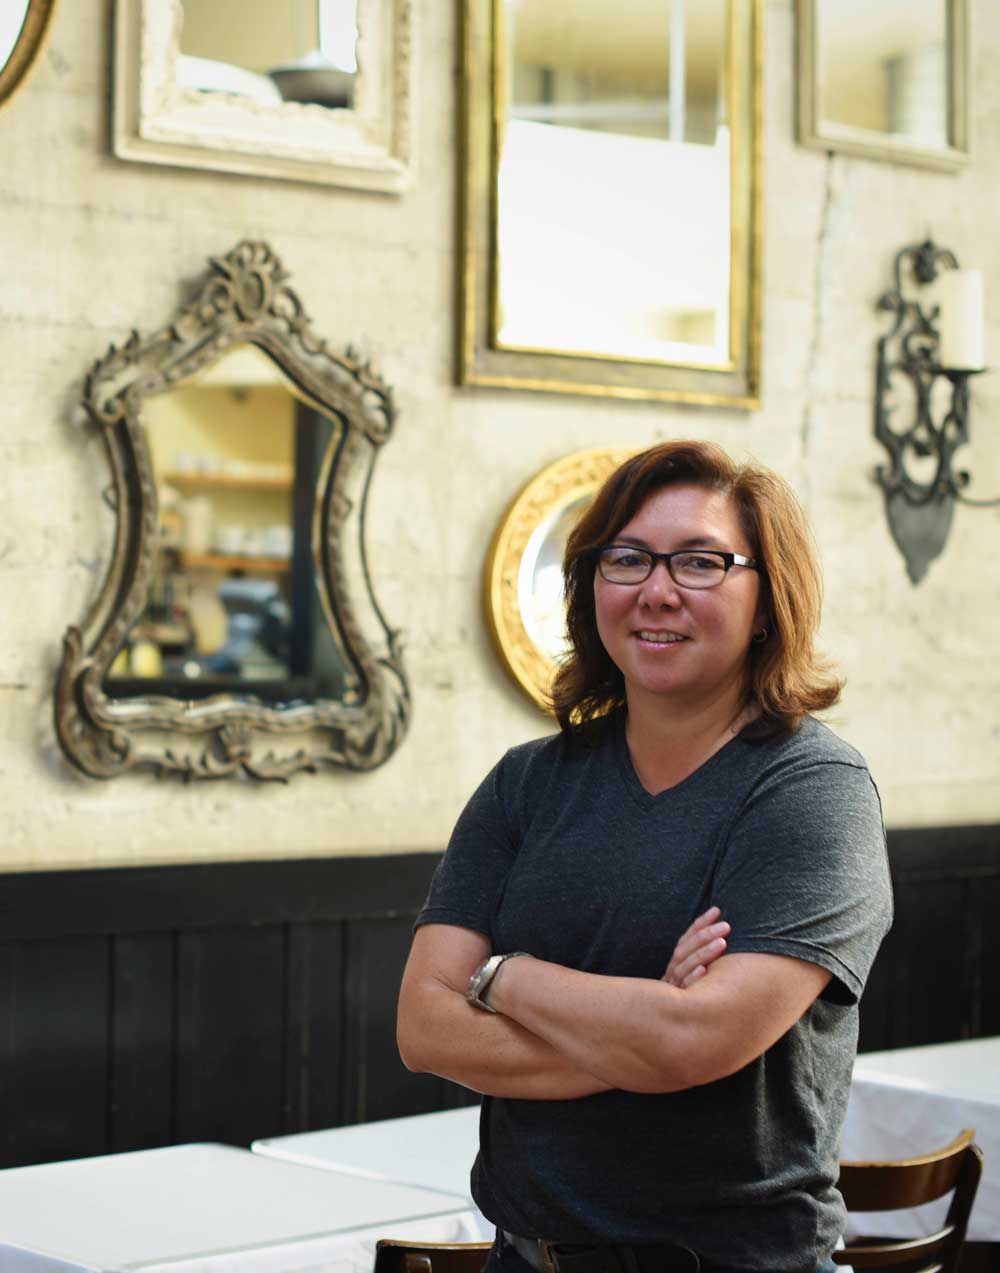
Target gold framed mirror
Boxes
[55,240,410,781]
[0,0,57,112]
[796,0,969,172]
[460,0,762,407]
[486,448,635,711]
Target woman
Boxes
[398,441,892,1273]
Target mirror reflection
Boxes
[178,0,359,109]
[814,0,947,146]
[0,3,29,74]
[497,0,731,366]
[486,448,633,712]
[104,344,354,705]
[518,495,591,663]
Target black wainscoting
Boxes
[0,853,475,1169]
[857,824,1000,1053]
[0,826,997,1169]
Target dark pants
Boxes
[483,1232,841,1273]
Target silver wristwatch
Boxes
[466,952,529,1013]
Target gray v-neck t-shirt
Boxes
[417,714,892,1272]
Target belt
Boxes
[501,1230,701,1273]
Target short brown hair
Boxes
[550,440,841,737]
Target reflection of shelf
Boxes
[181,552,291,574]
[131,620,190,647]
[163,470,293,492]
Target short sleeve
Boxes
[712,759,893,1004]
[414,753,520,939]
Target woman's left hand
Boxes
[662,906,730,989]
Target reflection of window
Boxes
[518,497,588,661]
[526,563,570,661]
[0,2,29,69]
[497,120,730,362]
[319,0,358,72]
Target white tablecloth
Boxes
[253,1107,491,1239]
[841,1037,1000,1241]
[0,1143,484,1272]
[252,1040,1000,1251]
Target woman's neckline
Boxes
[615,706,752,803]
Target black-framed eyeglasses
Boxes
[595,545,761,590]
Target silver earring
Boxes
[752,627,768,644]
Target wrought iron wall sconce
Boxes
[874,239,998,584]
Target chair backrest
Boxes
[374,1239,493,1273]
[832,1128,984,1273]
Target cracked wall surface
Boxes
[0,0,998,870]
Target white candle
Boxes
[937,269,985,369]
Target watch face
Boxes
[468,955,501,1010]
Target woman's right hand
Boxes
[662,906,730,989]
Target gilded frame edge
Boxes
[54,240,411,782]
[458,0,763,409]
[795,0,970,174]
[0,0,59,113]
[111,0,416,193]
[485,448,636,712]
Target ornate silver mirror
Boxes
[460,0,762,407]
[0,0,57,112]
[113,0,414,192]
[796,0,969,172]
[56,241,410,781]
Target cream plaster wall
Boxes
[1,1,998,872]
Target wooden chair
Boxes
[833,1128,984,1272]
[374,1239,494,1273]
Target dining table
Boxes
[0,1142,485,1272]
[256,1039,1000,1251]
[841,1035,1000,1243]
[252,1105,490,1239]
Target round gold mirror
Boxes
[485,448,635,711]
[0,0,56,112]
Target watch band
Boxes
[466,951,530,1013]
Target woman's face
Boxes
[593,483,764,714]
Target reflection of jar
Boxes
[131,640,163,678]
[182,497,213,554]
[188,584,228,655]
[158,482,184,548]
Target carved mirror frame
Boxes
[55,240,410,781]
[459,0,762,407]
[113,0,415,193]
[485,448,635,711]
[0,0,58,112]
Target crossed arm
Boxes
[397,912,831,1099]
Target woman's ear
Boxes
[752,575,772,638]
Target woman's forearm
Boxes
[396,915,731,1100]
[397,968,613,1100]
[487,951,831,1094]
[486,958,698,1093]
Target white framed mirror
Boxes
[113,0,415,193]
[460,0,762,408]
[796,0,969,172]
